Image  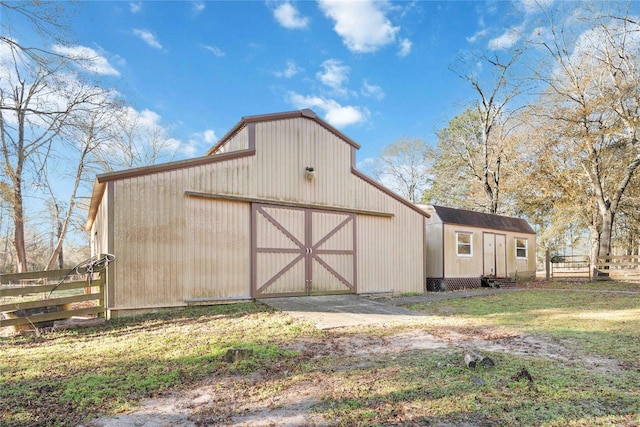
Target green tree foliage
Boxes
[424,107,518,214]
[424,108,488,209]
[425,48,526,214]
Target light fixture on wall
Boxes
[305,166,315,180]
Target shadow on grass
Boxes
[2,298,639,427]
[312,362,639,426]
[0,302,305,426]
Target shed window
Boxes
[516,238,528,259]
[456,232,473,257]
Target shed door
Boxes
[495,234,507,277]
[252,204,356,297]
[483,232,507,277]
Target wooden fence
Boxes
[0,269,104,330]
[596,255,640,281]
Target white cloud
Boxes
[318,0,399,53]
[133,29,163,49]
[192,1,206,14]
[129,2,142,13]
[203,45,225,57]
[273,2,309,29]
[137,109,181,152]
[488,25,523,50]
[355,156,376,176]
[106,107,184,164]
[398,38,412,57]
[317,59,350,93]
[361,80,384,100]
[466,29,488,43]
[202,129,218,144]
[51,45,120,76]
[287,92,368,127]
[183,129,217,157]
[275,59,303,78]
[564,20,640,81]
[179,141,199,158]
[0,40,116,131]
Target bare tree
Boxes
[0,1,130,272]
[0,33,109,272]
[372,138,434,202]
[38,98,120,270]
[526,3,640,275]
[92,107,181,172]
[0,199,13,272]
[431,49,527,214]
[0,1,71,61]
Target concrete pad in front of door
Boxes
[258,294,425,329]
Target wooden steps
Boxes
[481,277,517,289]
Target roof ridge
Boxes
[206,109,360,156]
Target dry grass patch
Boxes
[1,283,639,426]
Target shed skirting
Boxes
[426,277,482,292]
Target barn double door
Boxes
[252,204,356,298]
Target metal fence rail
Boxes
[550,254,591,279]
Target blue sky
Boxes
[52,0,551,167]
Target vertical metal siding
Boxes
[91,187,110,257]
[104,116,427,309]
[185,197,250,299]
[356,208,425,294]
[425,220,444,278]
[216,126,249,153]
[255,119,353,206]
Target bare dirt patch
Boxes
[84,326,618,427]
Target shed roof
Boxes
[430,205,535,234]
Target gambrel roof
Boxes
[206,109,360,155]
[86,109,428,231]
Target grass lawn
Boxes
[1,282,639,426]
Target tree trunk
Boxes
[589,224,601,280]
[599,209,614,258]
[45,219,65,271]
[13,183,27,273]
[595,208,614,279]
[44,147,86,271]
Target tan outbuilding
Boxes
[420,204,537,291]
[86,109,430,317]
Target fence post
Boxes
[545,248,550,280]
[98,271,110,320]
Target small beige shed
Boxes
[420,205,536,291]
[86,109,429,317]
